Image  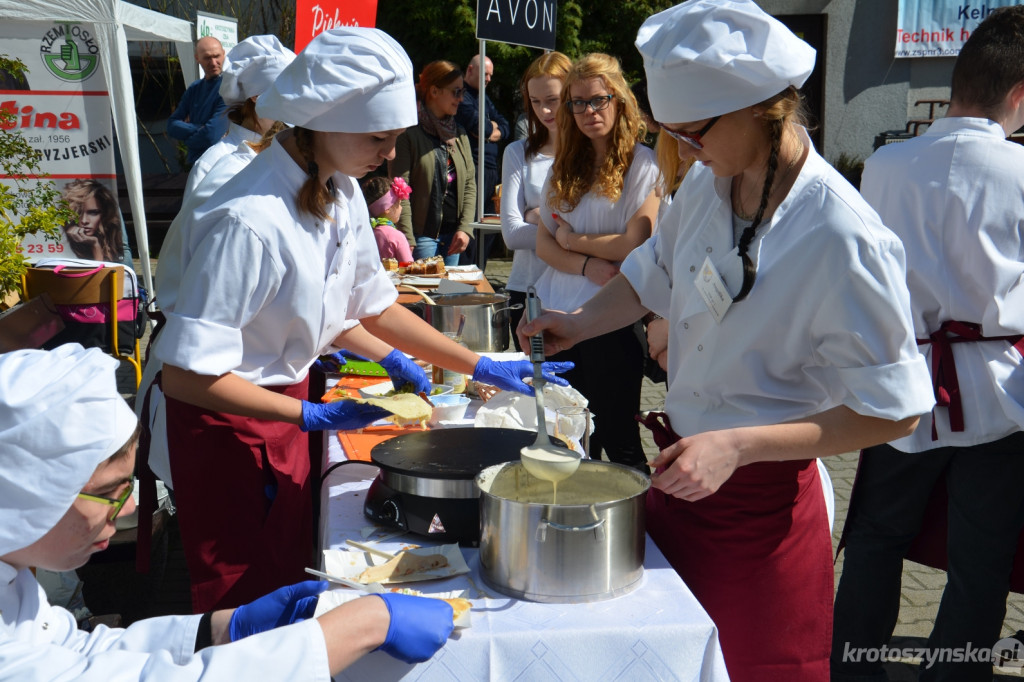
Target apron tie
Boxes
[917,320,1024,440]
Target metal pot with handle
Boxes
[422,292,518,352]
[477,460,650,603]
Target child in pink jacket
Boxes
[362,176,414,263]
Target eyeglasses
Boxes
[660,116,721,150]
[78,480,134,522]
[448,86,466,98]
[567,94,614,115]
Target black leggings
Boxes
[548,323,646,471]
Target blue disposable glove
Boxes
[312,351,347,373]
[229,580,328,641]
[375,593,454,663]
[471,356,574,396]
[300,400,392,432]
[378,349,431,395]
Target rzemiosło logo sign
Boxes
[40,23,99,83]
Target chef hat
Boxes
[636,0,816,123]
[219,34,296,105]
[256,27,416,133]
[0,344,138,557]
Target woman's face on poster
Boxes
[75,195,103,236]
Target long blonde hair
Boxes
[520,51,572,157]
[548,53,646,212]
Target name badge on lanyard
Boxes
[695,255,732,324]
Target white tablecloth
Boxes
[320,428,731,681]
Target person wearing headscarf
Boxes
[152,27,571,614]
[390,60,477,264]
[183,35,296,200]
[0,344,454,680]
[520,2,934,679]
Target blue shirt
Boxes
[167,76,228,166]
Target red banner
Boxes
[294,0,377,53]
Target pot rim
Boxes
[476,461,651,507]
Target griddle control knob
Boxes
[381,498,402,525]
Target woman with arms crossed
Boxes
[522,2,933,679]
[533,52,659,471]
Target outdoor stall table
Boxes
[318,387,731,681]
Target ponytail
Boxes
[294,127,336,221]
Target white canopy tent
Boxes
[0,0,195,297]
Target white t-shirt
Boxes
[500,140,553,292]
[183,123,261,201]
[620,130,934,437]
[861,116,1024,452]
[536,143,659,312]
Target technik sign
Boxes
[895,1,1024,57]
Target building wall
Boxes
[760,0,955,164]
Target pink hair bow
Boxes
[390,177,412,200]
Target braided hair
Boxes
[294,126,336,221]
[732,87,805,302]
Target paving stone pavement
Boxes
[115,256,1024,677]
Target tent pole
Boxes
[477,39,486,222]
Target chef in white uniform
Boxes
[832,7,1024,681]
[182,35,294,200]
[521,2,933,679]
[152,27,570,614]
[0,344,455,681]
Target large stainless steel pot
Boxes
[477,460,650,603]
[422,292,515,352]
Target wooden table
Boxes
[396,272,494,306]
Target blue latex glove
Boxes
[312,351,347,373]
[300,400,392,432]
[378,349,431,395]
[375,593,454,663]
[471,356,574,396]
[229,580,328,641]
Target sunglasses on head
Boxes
[660,115,721,150]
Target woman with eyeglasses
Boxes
[530,52,660,472]
[391,60,476,265]
[521,2,933,680]
[500,51,572,351]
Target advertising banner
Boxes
[476,0,557,51]
[196,11,238,52]
[294,0,378,53]
[895,0,1024,58]
[1,21,124,263]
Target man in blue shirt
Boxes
[455,54,509,267]
[168,37,229,168]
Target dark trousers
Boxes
[508,289,526,353]
[832,433,1024,681]
[548,323,646,471]
[461,167,501,268]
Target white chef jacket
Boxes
[0,561,330,681]
[155,138,395,385]
[861,117,1024,452]
[182,123,262,201]
[500,140,553,293]
[620,130,934,437]
[537,143,659,312]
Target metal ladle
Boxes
[520,288,582,484]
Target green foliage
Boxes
[832,153,864,190]
[0,55,75,302]
[377,0,677,123]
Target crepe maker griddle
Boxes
[363,427,561,546]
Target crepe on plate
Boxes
[357,551,449,584]
[353,393,432,428]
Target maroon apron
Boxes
[639,413,832,682]
[166,379,313,613]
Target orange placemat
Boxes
[321,374,391,401]
[337,425,426,462]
